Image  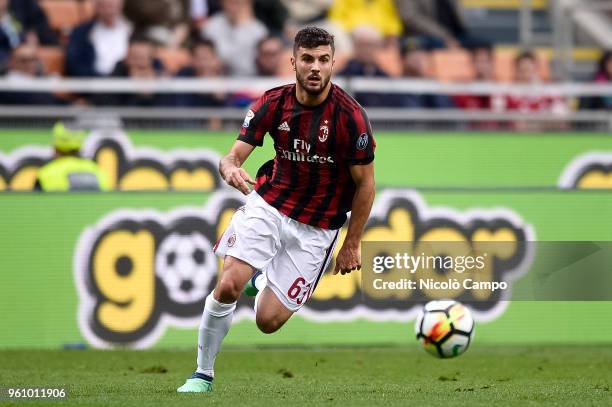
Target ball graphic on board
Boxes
[155,233,215,304]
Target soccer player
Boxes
[177,26,376,393]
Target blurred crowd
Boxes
[0,0,610,113]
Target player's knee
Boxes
[256,314,283,334]
[215,277,242,302]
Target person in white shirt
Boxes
[66,0,132,77]
[202,0,268,76]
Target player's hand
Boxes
[224,167,255,195]
[333,243,361,275]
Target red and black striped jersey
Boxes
[238,83,376,230]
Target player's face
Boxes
[292,46,334,96]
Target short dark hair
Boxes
[470,44,493,57]
[191,38,216,53]
[515,50,536,66]
[293,27,334,55]
[257,35,284,52]
[129,32,155,46]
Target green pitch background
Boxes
[0,130,611,349]
[1,346,611,406]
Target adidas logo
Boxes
[278,121,290,132]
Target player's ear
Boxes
[291,57,296,71]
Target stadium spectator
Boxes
[494,51,569,130]
[202,0,222,16]
[328,0,402,40]
[34,122,110,192]
[396,41,454,108]
[204,1,288,36]
[174,38,226,107]
[0,0,57,71]
[95,35,167,106]
[65,0,132,77]
[255,36,284,76]
[394,0,488,50]
[496,51,568,113]
[124,0,190,48]
[580,50,612,110]
[201,0,268,76]
[280,0,352,53]
[339,26,390,107]
[0,44,59,105]
[253,0,288,37]
[8,0,56,43]
[281,0,330,26]
[191,0,211,29]
[453,45,494,110]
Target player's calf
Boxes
[255,287,294,334]
[256,314,286,334]
[215,276,244,303]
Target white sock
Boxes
[196,291,236,378]
[253,272,267,313]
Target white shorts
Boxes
[214,191,340,312]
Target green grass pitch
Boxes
[1,346,611,406]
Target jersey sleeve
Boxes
[345,107,376,165]
[238,94,273,147]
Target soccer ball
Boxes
[415,300,474,358]
[155,233,215,304]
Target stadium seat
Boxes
[460,0,548,9]
[494,48,550,82]
[39,0,83,33]
[431,50,475,82]
[156,48,191,75]
[37,47,65,75]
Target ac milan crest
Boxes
[319,123,329,142]
[227,233,236,247]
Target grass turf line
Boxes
[0,346,611,406]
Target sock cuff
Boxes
[253,271,267,292]
[205,292,236,317]
[191,372,214,382]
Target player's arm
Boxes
[219,140,256,195]
[223,92,272,194]
[334,162,375,275]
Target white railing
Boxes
[0,77,609,129]
[0,77,611,96]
